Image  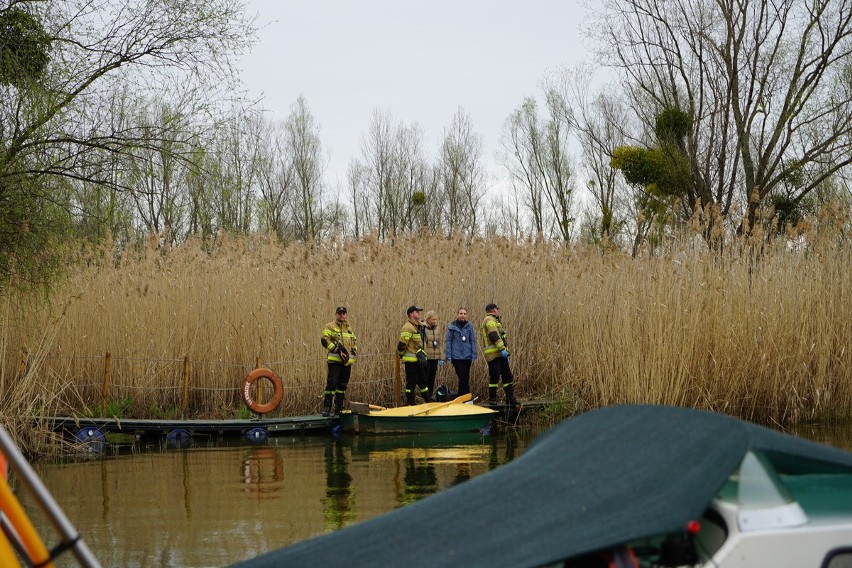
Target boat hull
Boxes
[341,402,496,434]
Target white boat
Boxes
[231,404,852,567]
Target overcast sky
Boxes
[238,0,594,193]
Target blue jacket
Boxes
[445,319,477,361]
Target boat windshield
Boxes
[718,451,808,531]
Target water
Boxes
[17,431,525,567]
[15,421,852,568]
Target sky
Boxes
[237,0,595,193]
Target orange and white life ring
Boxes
[242,368,283,415]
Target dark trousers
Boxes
[404,361,430,403]
[486,357,514,388]
[451,359,472,395]
[324,362,351,394]
[425,359,439,396]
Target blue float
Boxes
[246,428,268,443]
[74,428,106,453]
[166,429,192,449]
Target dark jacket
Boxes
[445,319,477,361]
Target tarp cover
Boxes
[231,404,852,568]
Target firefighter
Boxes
[397,305,431,405]
[481,303,518,406]
[320,306,358,416]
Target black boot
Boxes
[333,392,345,415]
[421,389,431,403]
[322,393,333,417]
[406,391,416,406]
[488,386,497,405]
[505,385,519,407]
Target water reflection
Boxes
[400,455,437,506]
[17,421,852,568]
[241,447,284,495]
[324,439,354,530]
[19,433,519,567]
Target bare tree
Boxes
[283,96,326,242]
[501,97,577,241]
[550,67,635,246]
[255,118,296,240]
[355,110,430,240]
[437,107,485,239]
[126,101,197,244]
[595,0,852,233]
[346,161,372,238]
[358,110,398,240]
[205,108,263,235]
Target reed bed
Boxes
[2,227,852,443]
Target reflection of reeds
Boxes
[3,228,852,435]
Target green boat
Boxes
[340,395,496,434]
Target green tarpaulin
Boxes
[231,404,852,568]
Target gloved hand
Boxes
[438,359,445,366]
[501,349,509,359]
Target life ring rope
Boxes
[242,368,284,415]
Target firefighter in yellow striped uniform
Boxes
[320,306,358,416]
[481,303,518,406]
[397,305,431,405]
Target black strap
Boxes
[33,535,81,568]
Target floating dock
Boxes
[43,400,554,448]
[44,415,335,448]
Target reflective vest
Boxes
[322,320,358,366]
[481,314,508,362]
[398,319,424,363]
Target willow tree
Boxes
[0,1,254,288]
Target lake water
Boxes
[15,420,852,568]
[17,430,526,567]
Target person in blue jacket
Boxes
[444,306,477,396]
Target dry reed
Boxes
[2,225,852,436]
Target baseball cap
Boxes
[335,306,347,314]
[485,303,499,311]
[406,305,423,315]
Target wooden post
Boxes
[101,352,112,417]
[181,355,190,416]
[394,355,402,407]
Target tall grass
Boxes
[2,226,852,436]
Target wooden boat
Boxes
[341,394,497,434]
[233,404,852,568]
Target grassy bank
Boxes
[2,228,852,450]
